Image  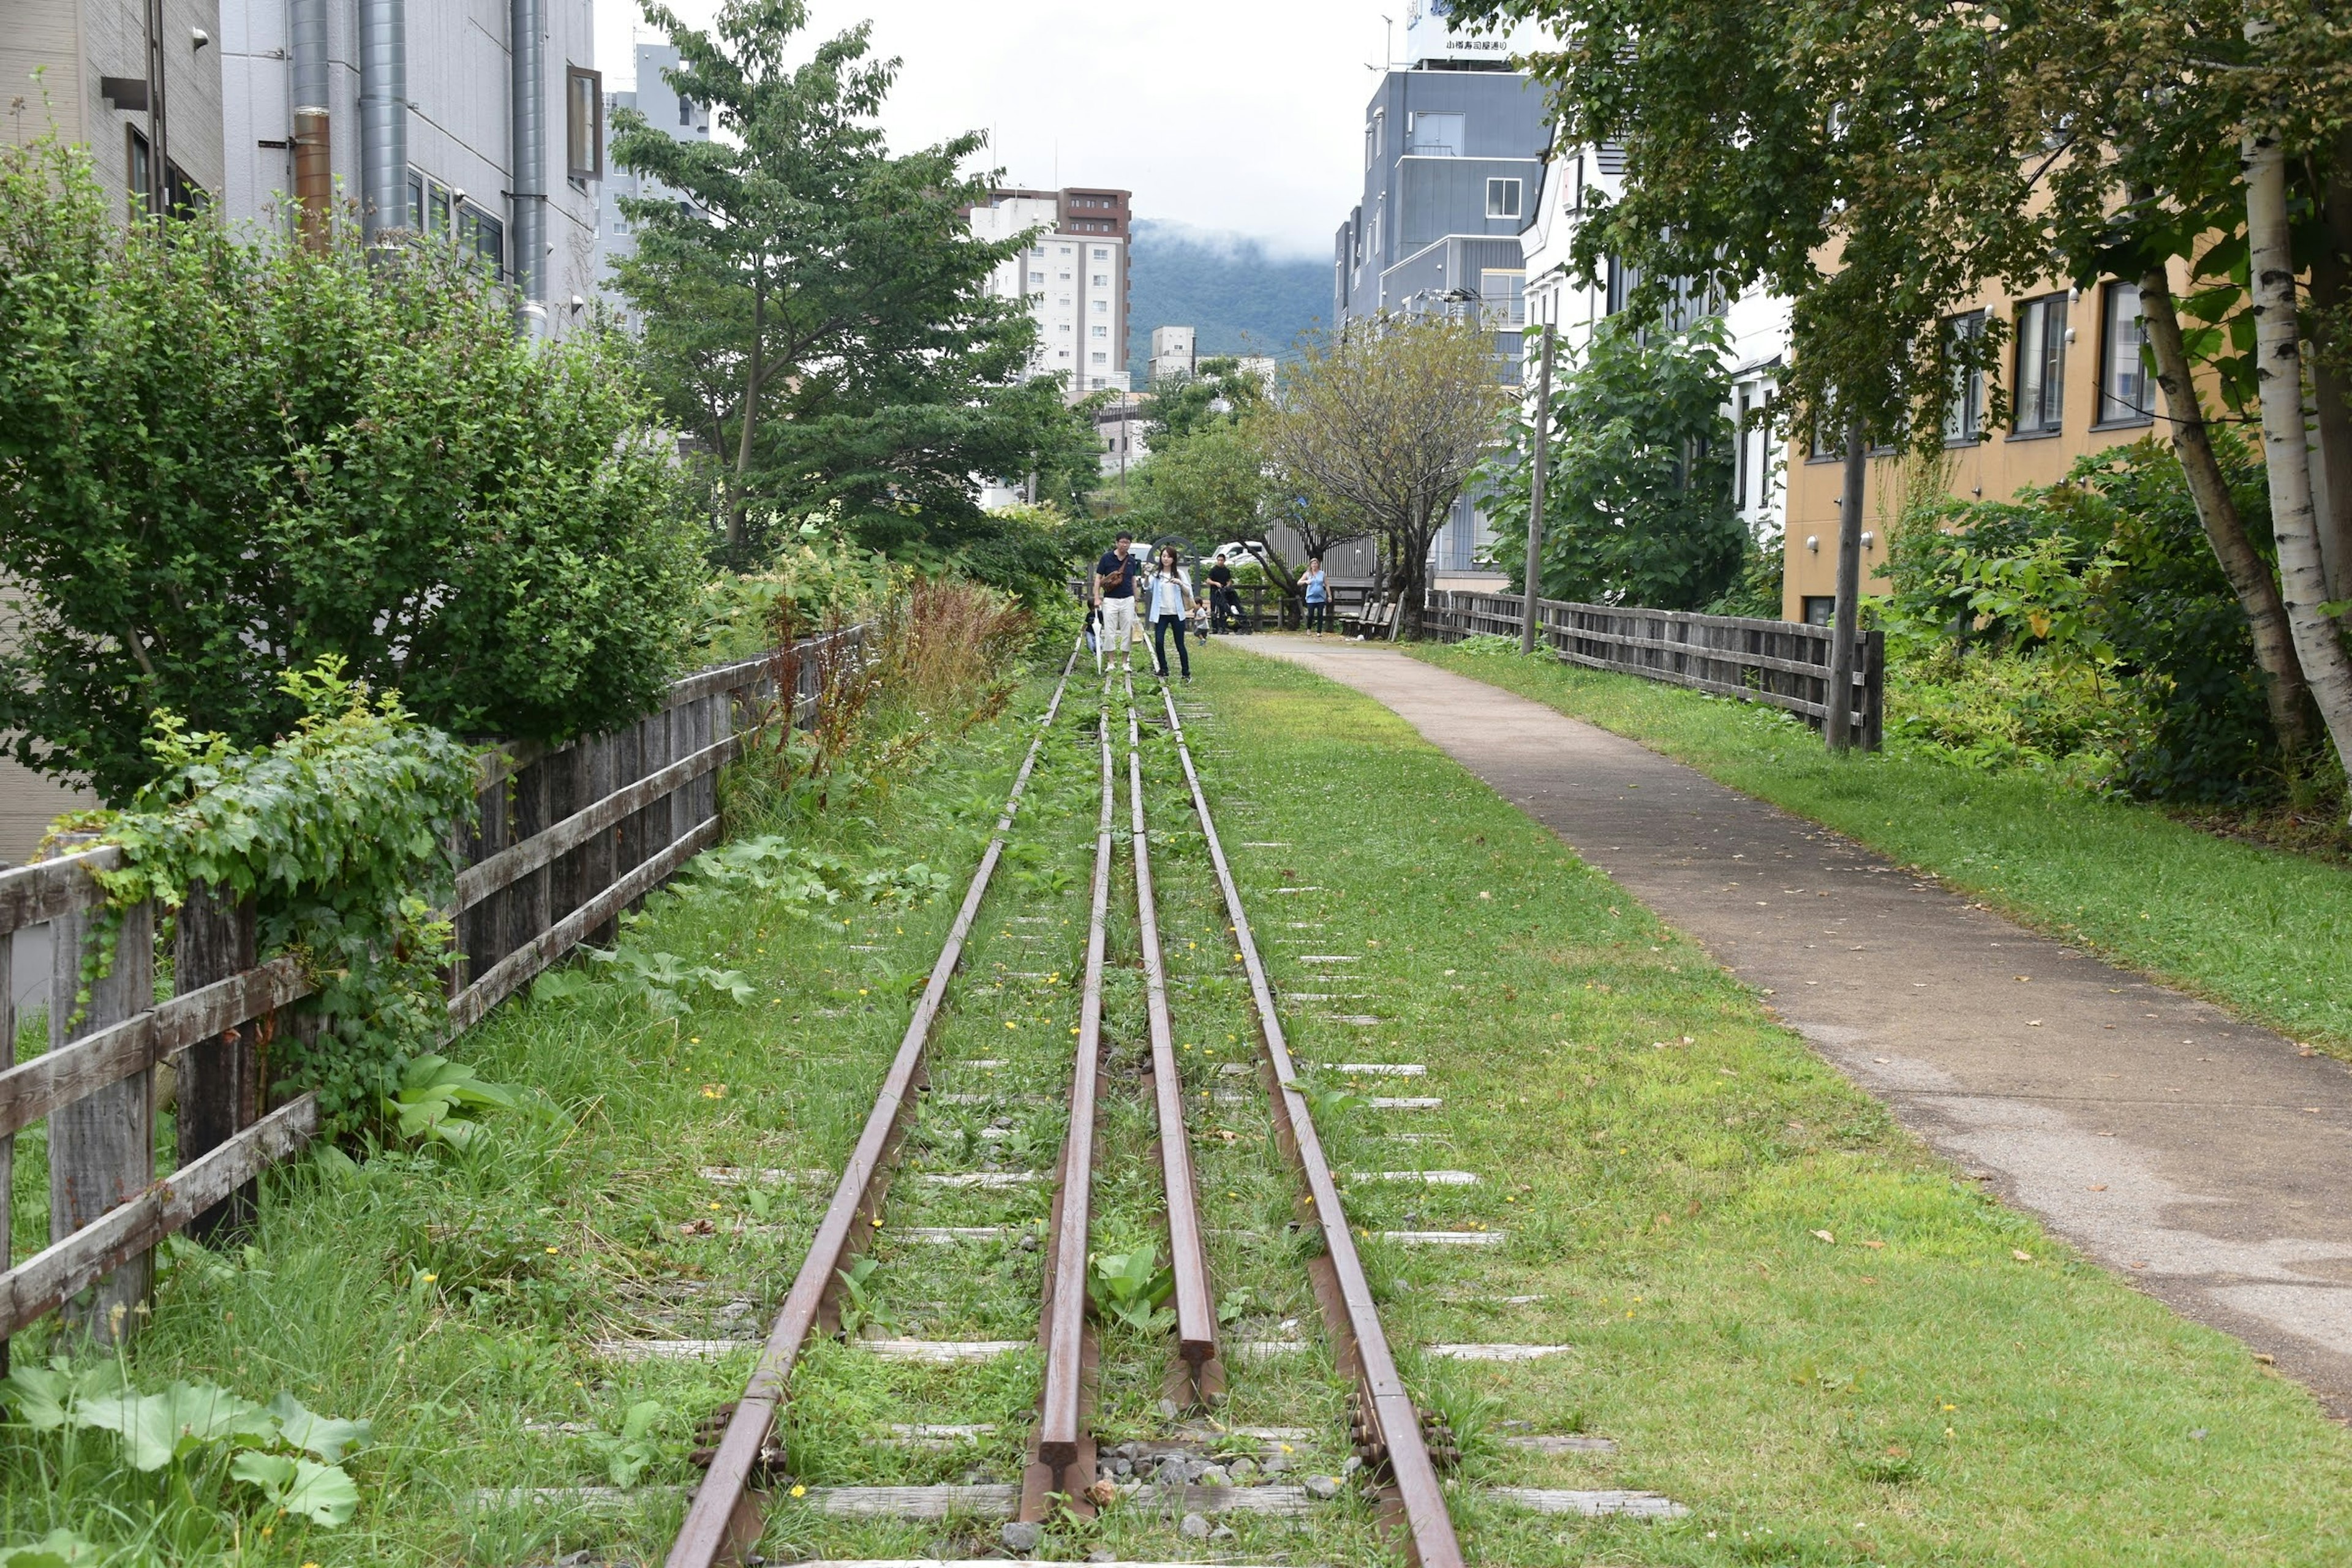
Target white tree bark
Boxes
[2245,125,2352,804]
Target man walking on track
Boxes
[1095,530,1142,671]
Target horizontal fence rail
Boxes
[0,627,866,1365]
[1425,590,1883,748]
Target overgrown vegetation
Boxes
[1481,315,1752,611]
[0,134,702,798]
[1876,437,2345,818]
[78,660,480,1129]
[0,586,1061,1566]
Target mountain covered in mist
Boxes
[1125,219,1329,373]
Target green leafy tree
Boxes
[612,0,1099,567]
[1461,0,2352,797]
[1481,317,1747,611]
[1259,319,1509,638]
[0,135,701,801]
[1140,356,1268,443]
[1123,419,1268,552]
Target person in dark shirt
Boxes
[1093,530,1140,670]
[1204,552,1237,634]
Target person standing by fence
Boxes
[1095,530,1140,671]
[1146,545,1197,683]
[1303,557,1329,636]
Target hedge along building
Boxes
[214,0,603,335]
[1778,271,2164,624]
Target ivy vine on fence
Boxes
[69,658,480,1132]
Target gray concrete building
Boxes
[595,42,707,330]
[214,0,602,336]
[1330,6,1547,585]
[6,0,228,219]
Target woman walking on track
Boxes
[1145,545,1197,683]
[1303,557,1330,635]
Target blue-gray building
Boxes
[1330,10,1548,578]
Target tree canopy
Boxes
[612,0,1102,568]
[1482,317,1748,611]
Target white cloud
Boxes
[595,0,1398,254]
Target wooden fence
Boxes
[1425,590,1883,748]
[0,627,863,1362]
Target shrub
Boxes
[0,134,701,800]
[1879,437,2285,802]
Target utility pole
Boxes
[1824,422,1866,752]
[1517,315,1556,655]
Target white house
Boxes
[1518,133,1792,543]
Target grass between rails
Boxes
[0,674,1059,1567]
[1178,643,2352,1566]
[1408,642,2352,1060]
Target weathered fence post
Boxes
[50,888,156,1343]
[178,883,260,1242]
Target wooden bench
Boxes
[1343,600,1398,639]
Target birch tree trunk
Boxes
[2139,265,2313,755]
[2307,128,2352,613]
[2245,127,2352,801]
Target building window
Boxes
[1091,325,1107,337]
[405,167,425,231]
[127,126,151,208]
[1093,246,1109,258]
[2098,281,2151,424]
[1091,273,1107,286]
[1605,254,1634,317]
[1091,352,1107,364]
[1479,269,1525,327]
[1365,112,1382,170]
[1093,299,1107,313]
[1943,309,1986,444]
[1485,178,1522,220]
[1028,270,1044,283]
[1802,595,1836,627]
[459,204,505,277]
[2013,292,2067,434]
[678,93,692,127]
[1408,111,1464,156]
[567,66,605,180]
[1734,385,1755,508]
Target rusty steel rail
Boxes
[1021,671,1115,1520]
[663,638,1083,1568]
[1156,680,1467,1568]
[1121,671,1220,1401]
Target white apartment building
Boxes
[1518,134,1792,540]
[595,42,706,329]
[968,186,1133,398]
[1148,324,1195,383]
[215,0,602,336]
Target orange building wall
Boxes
[1780,274,2177,622]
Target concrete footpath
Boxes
[1243,636,2352,1419]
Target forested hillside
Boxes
[1125,218,1327,371]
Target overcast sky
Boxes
[593,1,1415,255]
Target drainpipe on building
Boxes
[290,0,331,248]
[358,0,406,238]
[510,0,548,328]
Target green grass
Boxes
[1409,641,2352,1058]
[8,643,2347,1566]
[1171,645,2351,1566]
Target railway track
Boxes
[663,644,1464,1568]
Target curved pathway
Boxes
[1243,635,2352,1419]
